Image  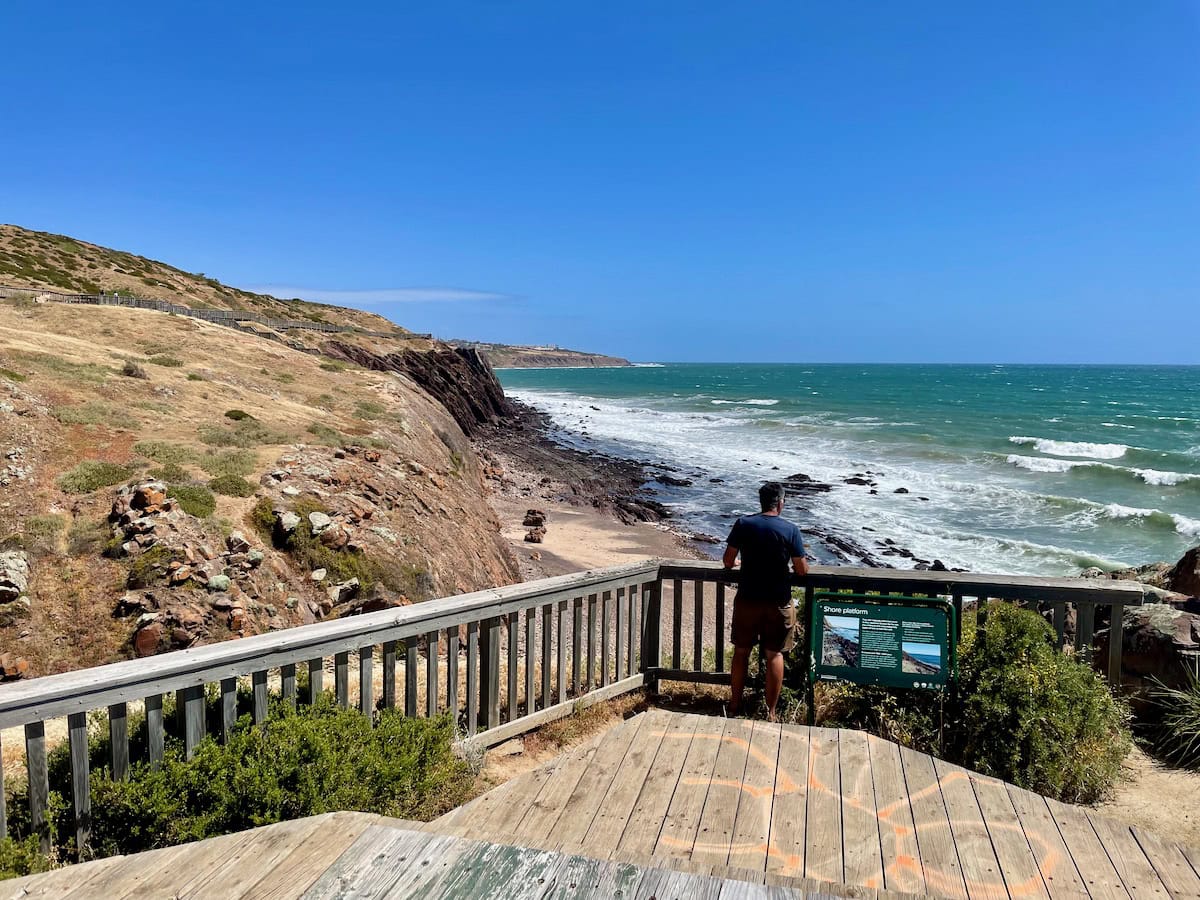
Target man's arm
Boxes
[792,555,809,577]
[723,545,739,569]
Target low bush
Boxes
[275,373,296,384]
[52,402,139,431]
[147,462,188,482]
[166,483,216,518]
[57,461,134,494]
[21,514,66,556]
[0,367,28,383]
[319,359,346,373]
[133,441,197,466]
[198,449,256,479]
[186,373,205,382]
[0,835,53,880]
[3,697,472,863]
[126,545,171,588]
[209,474,255,497]
[306,422,343,445]
[67,519,110,556]
[353,400,386,421]
[17,352,111,383]
[121,359,147,379]
[1147,672,1200,769]
[147,355,183,368]
[198,418,287,449]
[223,409,253,421]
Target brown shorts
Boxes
[730,600,796,653]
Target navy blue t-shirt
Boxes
[726,513,806,605]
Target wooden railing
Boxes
[0,560,1145,853]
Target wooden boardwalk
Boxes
[6,710,1200,899]
[438,710,1200,900]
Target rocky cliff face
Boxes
[323,342,512,437]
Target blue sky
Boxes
[1,2,1197,363]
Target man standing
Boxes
[722,481,808,720]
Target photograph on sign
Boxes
[902,641,941,675]
[821,615,860,667]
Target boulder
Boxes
[0,653,29,680]
[308,511,333,535]
[247,549,265,567]
[206,574,232,592]
[319,525,350,550]
[524,527,546,544]
[131,482,167,510]
[133,621,165,657]
[277,511,301,535]
[226,531,252,553]
[894,487,910,494]
[310,568,327,582]
[0,597,31,626]
[0,550,29,602]
[1095,603,1200,705]
[1167,546,1200,598]
[327,579,361,606]
[522,509,547,527]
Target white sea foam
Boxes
[1006,455,1083,474]
[1101,503,1157,520]
[1008,436,1129,459]
[710,398,779,406]
[1132,468,1200,486]
[1102,422,1136,429]
[1173,515,1200,538]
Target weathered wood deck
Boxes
[6,710,1198,899]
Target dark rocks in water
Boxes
[931,559,948,572]
[709,477,724,484]
[869,489,878,495]
[781,472,833,497]
[843,476,871,486]
[918,496,930,501]
[690,532,722,545]
[654,473,694,487]
[894,487,909,494]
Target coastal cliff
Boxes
[448,341,631,369]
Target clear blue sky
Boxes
[2,2,1197,363]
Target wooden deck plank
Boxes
[867,734,925,897]
[1,852,129,899]
[968,775,1050,900]
[898,742,968,900]
[839,730,885,892]
[511,727,613,844]
[766,723,810,879]
[656,714,728,860]
[1045,798,1131,900]
[183,814,331,899]
[1086,813,1171,900]
[581,710,673,856]
[616,713,703,856]
[552,714,647,850]
[933,759,1008,900]
[300,825,439,898]
[1130,826,1200,899]
[97,828,257,898]
[1004,787,1088,900]
[728,720,783,875]
[804,726,844,886]
[460,753,574,842]
[690,718,757,869]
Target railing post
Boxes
[109,703,129,781]
[1107,603,1125,687]
[68,712,90,855]
[480,616,501,731]
[25,721,49,853]
[642,579,663,691]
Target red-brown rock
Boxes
[134,622,165,657]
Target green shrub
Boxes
[126,545,172,588]
[198,418,287,449]
[1147,672,1200,769]
[186,373,205,382]
[223,409,253,421]
[306,422,343,445]
[4,697,471,862]
[53,402,139,431]
[319,360,346,373]
[147,355,183,368]
[166,484,216,518]
[17,352,111,383]
[0,835,53,880]
[949,603,1130,802]
[248,497,276,540]
[353,400,386,421]
[148,462,188,482]
[57,461,134,494]
[198,449,256,479]
[0,367,28,383]
[121,359,148,379]
[21,514,66,555]
[68,519,110,556]
[133,441,197,466]
[209,474,255,497]
[275,373,296,384]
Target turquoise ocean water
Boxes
[497,364,1200,576]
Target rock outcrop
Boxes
[1095,603,1200,707]
[1167,547,1200,598]
[323,342,511,437]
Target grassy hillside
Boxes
[0,299,517,677]
[0,224,406,336]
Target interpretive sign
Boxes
[808,592,956,690]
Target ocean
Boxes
[497,364,1200,576]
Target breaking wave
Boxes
[1008,436,1129,459]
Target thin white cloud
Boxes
[249,285,513,305]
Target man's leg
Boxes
[730,646,751,715]
[763,649,784,721]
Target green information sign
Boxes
[808,593,956,690]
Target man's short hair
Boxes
[759,481,785,512]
